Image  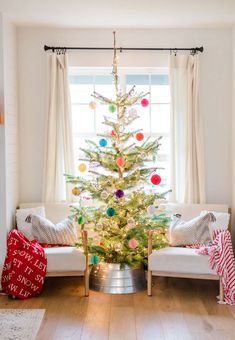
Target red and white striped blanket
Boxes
[198,230,235,305]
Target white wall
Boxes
[3,19,19,231]
[0,13,7,264]
[0,16,19,264]
[18,27,232,208]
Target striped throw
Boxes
[209,230,235,305]
[29,214,78,245]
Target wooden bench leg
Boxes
[147,270,152,296]
[219,277,224,302]
[84,269,89,297]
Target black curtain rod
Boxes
[44,45,203,53]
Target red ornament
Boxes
[116,157,125,167]
[136,132,144,141]
[140,98,149,107]
[151,174,161,185]
[141,98,149,107]
[111,130,117,137]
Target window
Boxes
[69,67,170,193]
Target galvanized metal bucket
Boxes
[89,262,147,294]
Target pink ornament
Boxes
[128,239,139,249]
[116,156,125,167]
[111,130,117,137]
[141,98,149,107]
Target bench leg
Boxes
[147,270,152,296]
[219,277,224,302]
[84,269,89,297]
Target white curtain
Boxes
[43,52,75,202]
[169,54,205,203]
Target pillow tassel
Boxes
[25,214,32,223]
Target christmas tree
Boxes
[65,32,170,267]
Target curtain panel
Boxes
[43,52,75,202]
[169,54,205,203]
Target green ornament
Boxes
[107,207,116,217]
[91,255,100,265]
[77,215,86,224]
[109,104,116,113]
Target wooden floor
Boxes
[1,277,235,340]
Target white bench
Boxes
[18,202,89,296]
[148,203,230,300]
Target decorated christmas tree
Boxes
[65,32,170,267]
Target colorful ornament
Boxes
[151,174,162,185]
[107,207,116,217]
[136,132,144,141]
[116,157,125,167]
[110,130,117,137]
[141,98,149,107]
[109,104,116,113]
[147,205,156,215]
[91,255,100,265]
[77,215,86,225]
[72,187,81,196]
[89,101,97,110]
[128,239,139,249]
[101,191,109,200]
[128,108,138,118]
[78,163,87,172]
[115,189,124,199]
[99,138,107,147]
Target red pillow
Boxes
[1,230,47,299]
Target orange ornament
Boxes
[72,187,81,196]
[116,157,125,167]
[136,132,144,141]
[78,163,87,172]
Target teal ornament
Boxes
[107,207,116,217]
[91,255,100,265]
[77,215,86,225]
[99,138,107,147]
[109,104,116,113]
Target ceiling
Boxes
[0,0,235,28]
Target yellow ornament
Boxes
[78,163,87,172]
[72,187,81,196]
[89,101,97,110]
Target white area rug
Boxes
[0,309,45,340]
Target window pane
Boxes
[94,75,113,85]
[151,104,170,134]
[158,136,170,156]
[151,85,170,104]
[126,74,149,85]
[151,74,169,85]
[72,105,94,134]
[70,84,94,103]
[95,105,110,133]
[95,84,116,100]
[128,105,150,133]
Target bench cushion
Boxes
[45,247,86,272]
[149,247,217,276]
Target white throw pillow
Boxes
[200,210,230,233]
[169,212,216,246]
[30,214,78,245]
[16,206,46,240]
